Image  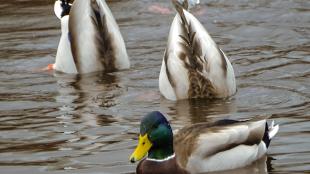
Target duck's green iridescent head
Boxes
[130,111,174,163]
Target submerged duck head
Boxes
[54,0,71,19]
[130,111,174,163]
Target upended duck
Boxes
[159,0,236,100]
[52,0,130,74]
[130,111,279,174]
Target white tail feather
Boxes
[268,120,279,139]
[54,0,62,19]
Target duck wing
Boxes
[174,119,270,172]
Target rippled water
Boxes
[0,0,309,173]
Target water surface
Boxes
[0,0,309,173]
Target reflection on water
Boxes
[0,0,309,174]
[55,72,120,127]
[162,98,238,126]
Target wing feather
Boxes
[174,120,266,168]
[90,0,116,72]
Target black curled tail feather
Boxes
[60,0,71,17]
[263,122,271,148]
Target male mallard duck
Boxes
[130,111,279,174]
[53,0,130,74]
[159,0,236,100]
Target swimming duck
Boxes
[159,0,236,100]
[130,111,279,174]
[53,0,130,74]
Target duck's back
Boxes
[174,119,269,173]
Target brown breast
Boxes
[137,157,189,174]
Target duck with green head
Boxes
[130,111,188,174]
[130,111,279,174]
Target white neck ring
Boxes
[146,153,176,162]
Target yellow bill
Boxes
[130,134,152,163]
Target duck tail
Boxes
[172,0,189,11]
[171,0,191,44]
[263,121,279,148]
[171,0,206,74]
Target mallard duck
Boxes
[53,0,130,74]
[130,111,279,174]
[159,0,236,100]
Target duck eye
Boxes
[142,142,145,145]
